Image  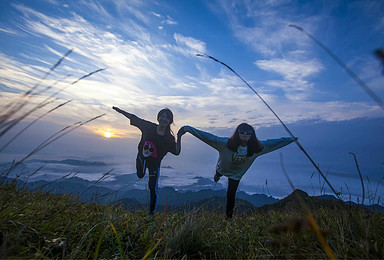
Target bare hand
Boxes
[177,127,186,137]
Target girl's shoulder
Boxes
[132,115,156,127]
[166,131,176,142]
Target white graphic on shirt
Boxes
[142,141,158,158]
[232,146,248,164]
[232,154,248,164]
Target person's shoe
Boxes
[214,173,221,182]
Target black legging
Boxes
[136,155,160,214]
[217,171,240,218]
[226,177,240,218]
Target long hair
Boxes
[226,123,263,156]
[157,108,175,139]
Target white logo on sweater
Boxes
[232,154,248,164]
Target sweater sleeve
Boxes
[129,114,143,128]
[184,126,227,151]
[259,137,296,155]
[129,115,154,132]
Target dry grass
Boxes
[0,182,383,259]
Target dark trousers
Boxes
[136,155,160,214]
[226,177,240,219]
[216,171,241,218]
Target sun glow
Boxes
[104,131,112,138]
[101,128,114,138]
[94,127,129,139]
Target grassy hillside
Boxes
[118,195,258,213]
[1,183,383,259]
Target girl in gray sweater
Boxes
[182,123,296,218]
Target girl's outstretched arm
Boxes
[183,126,226,151]
[112,106,134,120]
[174,127,186,155]
[259,137,297,155]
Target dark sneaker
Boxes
[214,173,221,182]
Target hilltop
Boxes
[259,189,384,213]
[1,182,383,259]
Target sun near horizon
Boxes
[93,127,135,139]
[95,128,115,138]
[102,128,116,138]
[104,131,113,138]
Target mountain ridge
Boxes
[3,177,383,213]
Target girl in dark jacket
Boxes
[113,106,184,214]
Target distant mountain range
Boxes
[2,176,276,208]
[2,176,383,213]
[258,189,384,213]
[118,186,278,212]
[4,158,381,213]
[1,159,382,213]
[32,159,110,167]
[0,159,110,169]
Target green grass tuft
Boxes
[1,183,383,259]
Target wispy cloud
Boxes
[12,4,184,92]
[162,15,177,25]
[255,58,323,99]
[210,0,318,57]
[1,0,382,145]
[174,33,207,56]
[0,27,20,35]
[0,54,44,93]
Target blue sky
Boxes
[0,0,383,202]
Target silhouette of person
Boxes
[113,106,185,214]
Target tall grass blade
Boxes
[93,224,109,260]
[0,99,57,138]
[289,24,384,111]
[4,122,80,176]
[32,172,77,191]
[0,100,72,153]
[110,223,123,259]
[280,153,337,260]
[78,168,114,198]
[23,49,73,97]
[153,197,168,241]
[0,67,105,139]
[27,113,104,154]
[5,114,104,176]
[0,50,72,125]
[70,221,108,259]
[142,215,189,260]
[376,49,384,74]
[69,68,106,85]
[373,177,384,206]
[349,152,365,205]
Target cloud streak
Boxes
[255,58,323,100]
[1,0,383,201]
[1,0,383,139]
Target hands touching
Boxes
[177,126,186,138]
